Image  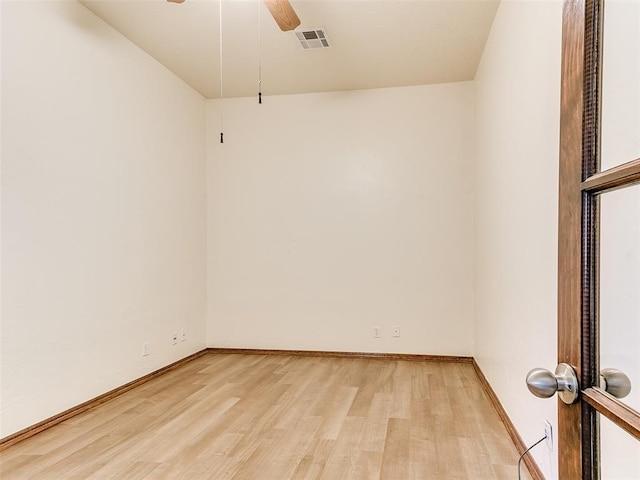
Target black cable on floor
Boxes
[518,436,546,480]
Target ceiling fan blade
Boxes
[263,0,301,32]
[166,0,300,32]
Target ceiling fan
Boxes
[166,0,301,32]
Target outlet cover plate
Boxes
[544,420,553,450]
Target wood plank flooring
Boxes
[0,353,531,479]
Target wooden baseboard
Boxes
[472,360,546,480]
[207,347,473,363]
[0,349,208,452]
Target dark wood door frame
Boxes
[557,0,588,477]
[558,0,640,478]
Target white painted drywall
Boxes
[206,84,474,355]
[0,0,4,435]
[473,1,562,478]
[0,1,206,438]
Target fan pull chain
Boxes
[219,0,224,143]
[258,0,262,104]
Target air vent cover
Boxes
[295,28,330,49]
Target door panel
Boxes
[528,0,640,476]
[600,0,640,171]
[556,0,640,478]
[599,184,640,413]
[600,413,640,479]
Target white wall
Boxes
[0,0,4,436]
[0,1,207,438]
[207,84,475,355]
[473,1,562,478]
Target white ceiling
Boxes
[79,0,500,99]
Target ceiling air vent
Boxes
[295,28,330,49]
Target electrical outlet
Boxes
[180,329,186,342]
[544,420,553,451]
[172,332,178,345]
[392,326,400,337]
[142,342,150,356]
[373,326,381,338]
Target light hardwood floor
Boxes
[0,353,532,479]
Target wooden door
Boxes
[558,0,640,478]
